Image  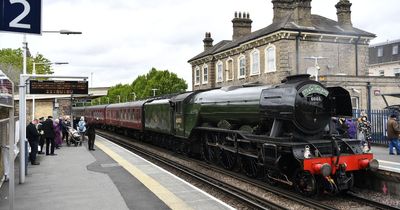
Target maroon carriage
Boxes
[85,104,108,125]
[105,101,146,132]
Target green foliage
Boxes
[0,48,53,85]
[99,67,187,104]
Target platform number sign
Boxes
[0,0,41,34]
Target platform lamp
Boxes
[304,56,326,82]
[130,92,136,101]
[32,62,69,120]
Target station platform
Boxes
[371,145,400,173]
[0,136,233,210]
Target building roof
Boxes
[370,39,400,48]
[189,14,375,62]
[188,40,232,62]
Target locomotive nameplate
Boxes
[301,84,329,97]
[29,80,88,94]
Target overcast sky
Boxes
[0,0,399,89]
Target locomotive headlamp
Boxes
[368,159,379,171]
[313,163,331,177]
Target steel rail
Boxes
[345,192,400,210]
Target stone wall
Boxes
[297,41,367,76]
[369,62,400,76]
[192,38,370,90]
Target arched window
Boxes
[216,61,223,83]
[238,55,246,79]
[194,66,200,85]
[265,45,276,73]
[250,49,260,75]
[225,58,233,81]
[202,64,208,84]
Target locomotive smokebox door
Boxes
[326,87,353,117]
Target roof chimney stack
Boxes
[272,0,294,23]
[203,32,214,51]
[232,11,252,41]
[335,0,353,30]
[293,0,312,26]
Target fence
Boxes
[353,109,391,145]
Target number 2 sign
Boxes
[0,0,41,34]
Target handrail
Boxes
[0,116,19,124]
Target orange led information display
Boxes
[29,80,88,94]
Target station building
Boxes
[188,0,400,110]
[368,39,400,77]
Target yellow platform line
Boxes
[95,141,193,210]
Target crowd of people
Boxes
[25,115,96,165]
[335,112,400,155]
[334,114,372,152]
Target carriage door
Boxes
[174,101,184,137]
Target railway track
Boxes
[97,130,397,210]
[345,192,400,210]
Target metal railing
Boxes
[0,117,19,182]
[353,109,390,145]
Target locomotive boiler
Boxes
[77,74,378,196]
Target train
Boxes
[73,74,378,196]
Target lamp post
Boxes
[32,62,68,120]
[304,56,326,82]
[130,92,136,101]
[42,30,82,35]
[151,88,158,97]
[117,95,121,103]
[90,72,93,87]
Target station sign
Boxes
[29,80,88,95]
[0,0,42,34]
[0,70,14,108]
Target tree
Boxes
[100,68,187,104]
[0,48,53,85]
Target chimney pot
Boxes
[336,0,353,30]
[203,32,213,51]
[232,12,252,41]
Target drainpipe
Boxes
[355,36,361,76]
[367,82,372,120]
[296,32,301,74]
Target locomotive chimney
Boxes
[335,0,353,30]
[232,11,252,41]
[203,32,214,51]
